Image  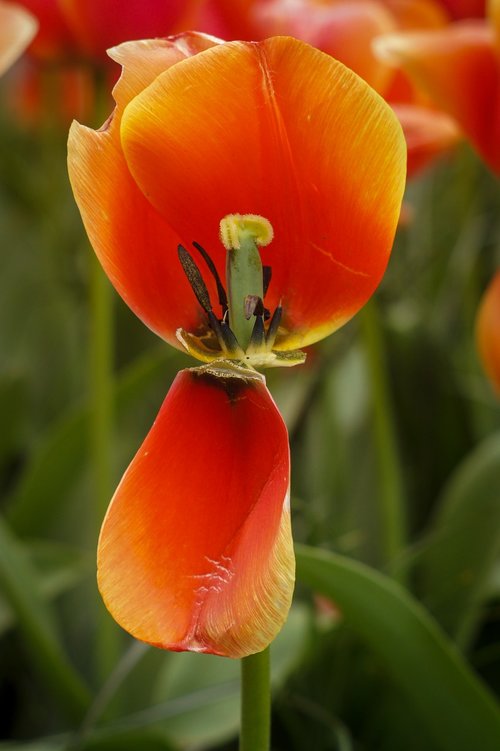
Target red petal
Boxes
[97,366,294,657]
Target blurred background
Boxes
[1,0,499,749]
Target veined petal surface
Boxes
[97,366,294,658]
[121,36,406,350]
[68,34,220,348]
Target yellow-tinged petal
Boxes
[120,36,406,350]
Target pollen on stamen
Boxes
[220,214,274,251]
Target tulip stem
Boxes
[240,647,271,751]
[89,251,120,681]
[359,299,407,583]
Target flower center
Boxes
[177,214,283,363]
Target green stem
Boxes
[359,300,407,582]
[240,647,271,751]
[88,251,119,680]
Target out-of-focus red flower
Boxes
[0,0,37,75]
[375,0,500,172]
[476,271,500,394]
[437,0,486,19]
[18,0,188,62]
[68,33,406,657]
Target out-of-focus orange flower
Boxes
[0,0,37,75]
[376,0,500,172]
[68,33,406,657]
[476,271,500,394]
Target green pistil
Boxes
[221,214,273,352]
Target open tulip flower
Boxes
[0,0,37,75]
[375,0,500,173]
[68,32,406,657]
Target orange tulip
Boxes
[375,2,500,172]
[476,271,500,394]
[68,33,406,656]
[0,0,37,75]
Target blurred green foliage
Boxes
[0,66,499,751]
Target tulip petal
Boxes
[120,36,406,350]
[68,35,220,347]
[97,365,294,657]
[376,22,500,172]
[0,1,37,76]
[393,103,461,177]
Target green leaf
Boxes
[295,544,500,751]
[150,604,311,749]
[416,432,500,648]
[0,518,90,721]
[6,347,178,537]
[0,541,91,637]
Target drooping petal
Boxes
[476,271,500,394]
[120,36,406,351]
[97,365,293,657]
[68,34,220,348]
[393,103,461,176]
[0,1,37,75]
[376,22,500,172]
